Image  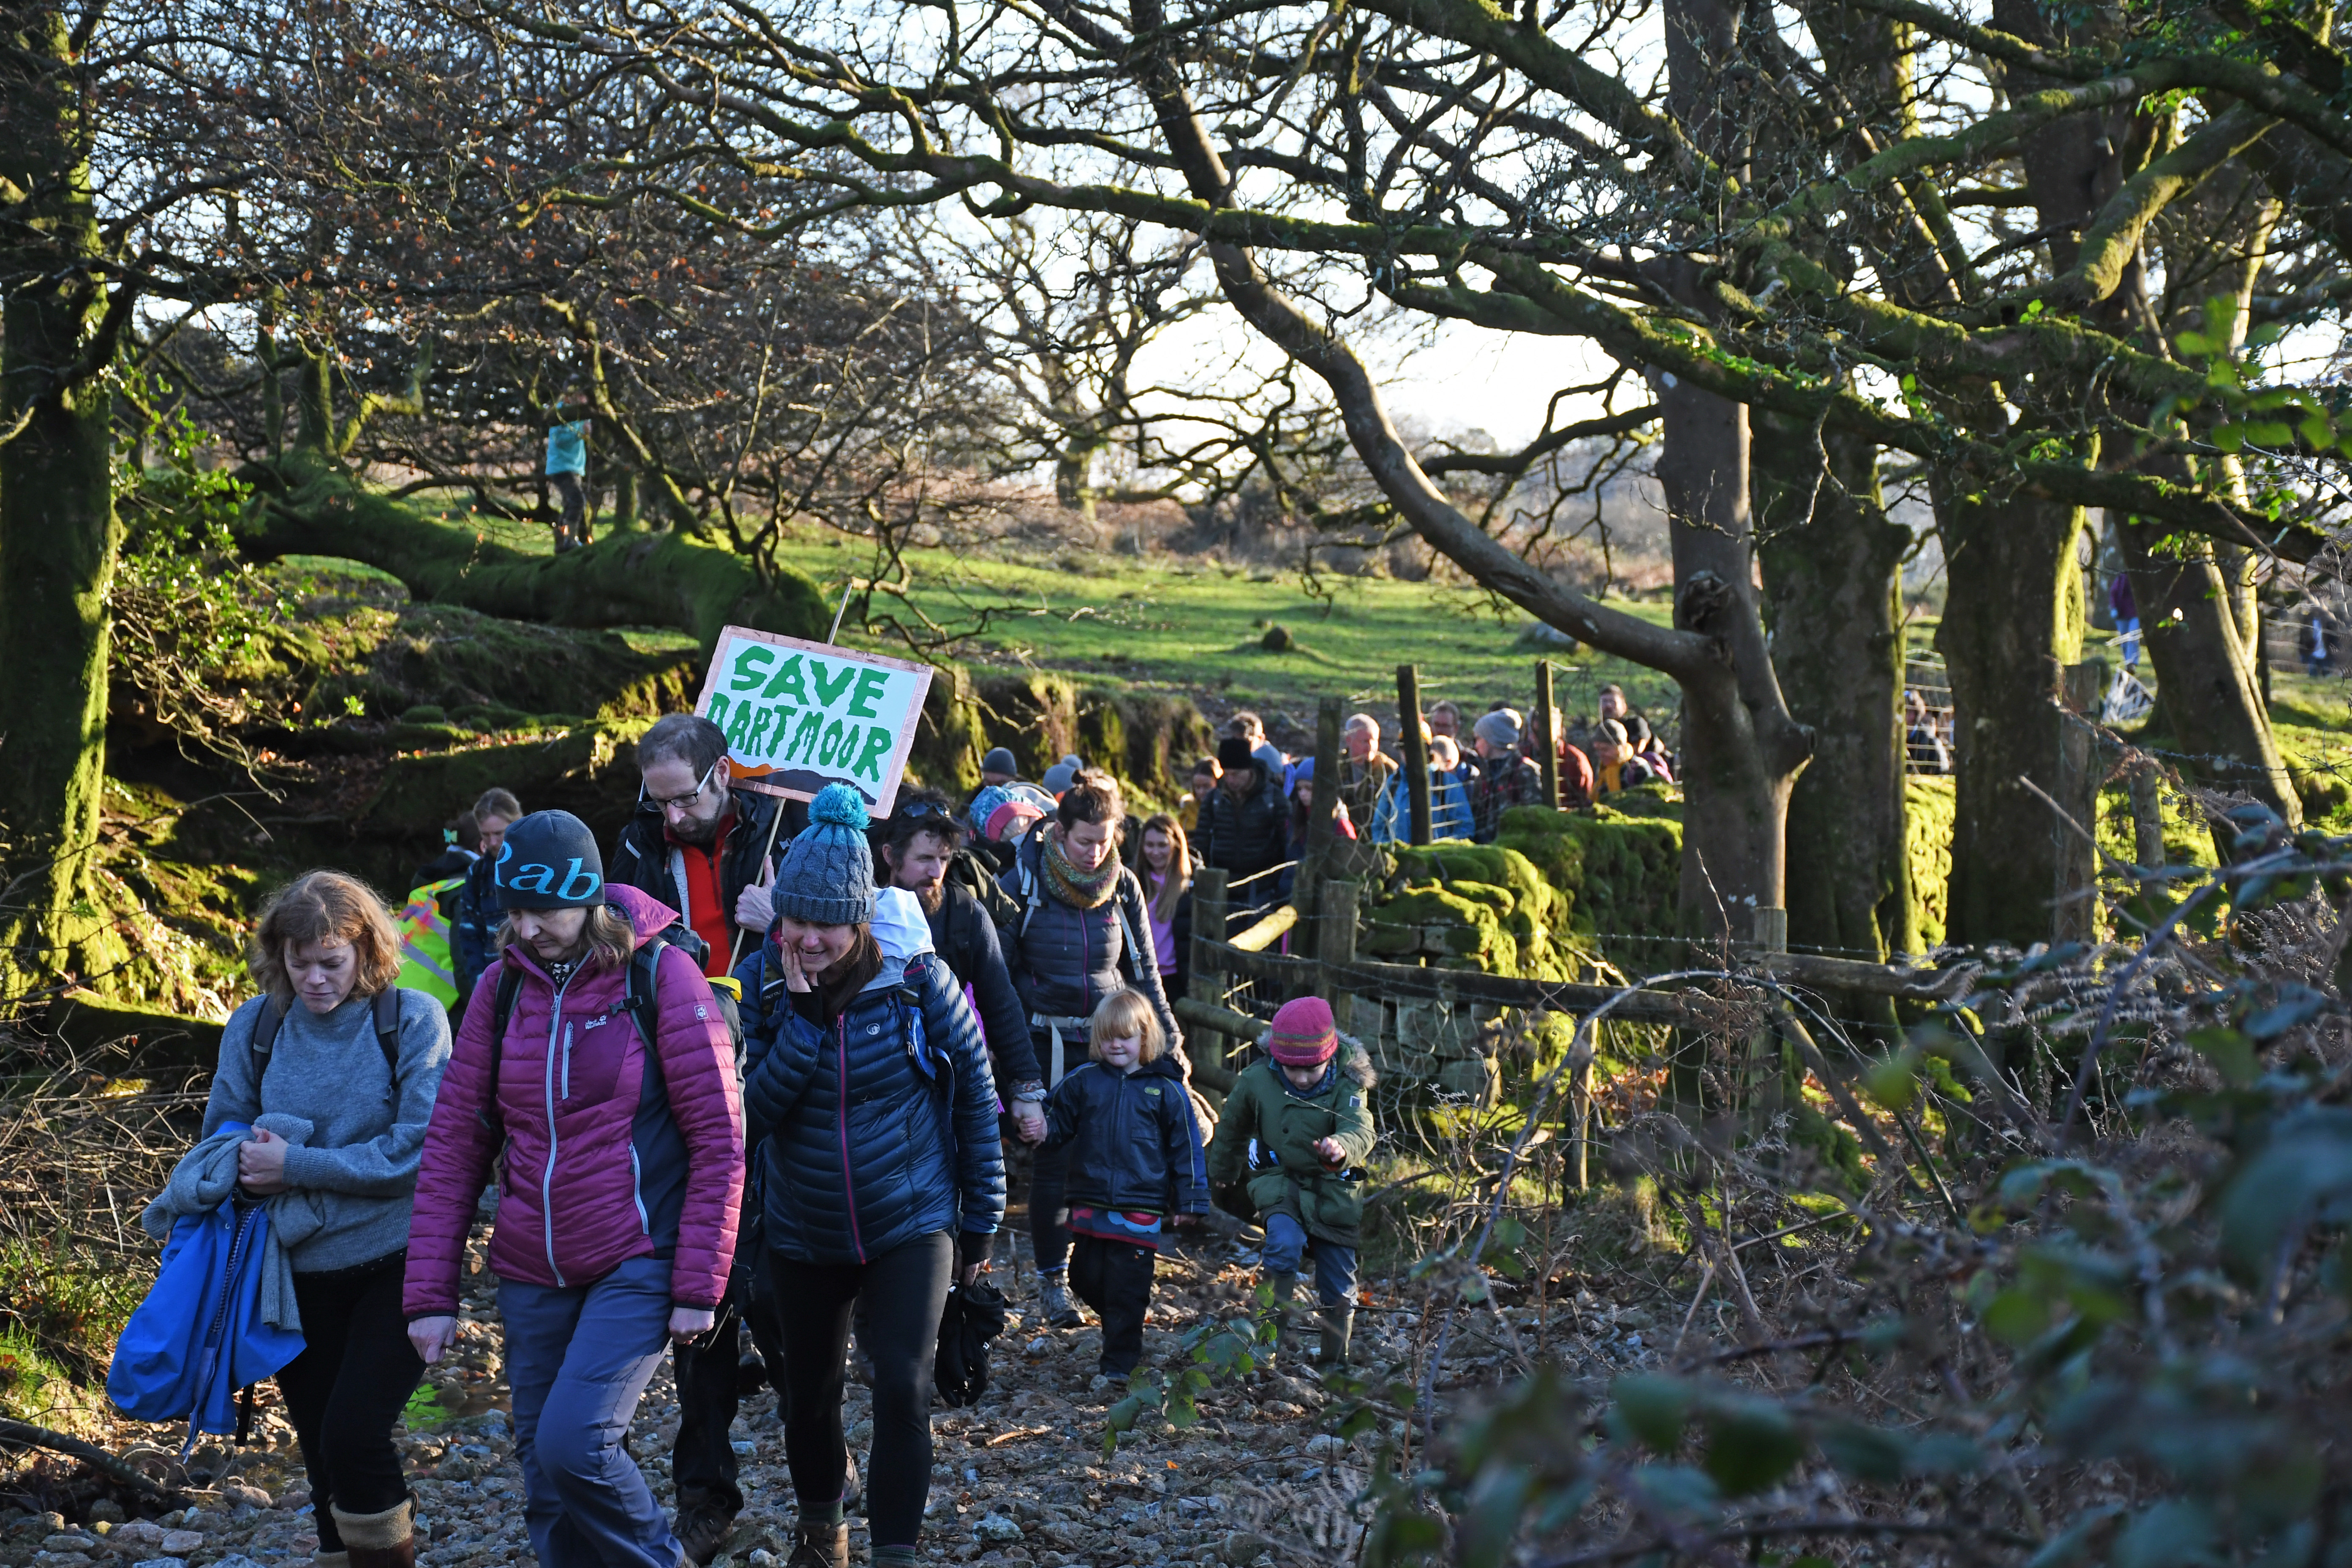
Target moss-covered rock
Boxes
[1497,803,1683,949]
[1906,776,1954,951]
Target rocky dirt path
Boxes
[1,1227,1646,1568]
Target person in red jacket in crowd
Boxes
[404,811,744,1568]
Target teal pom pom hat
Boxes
[772,783,878,926]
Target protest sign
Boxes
[694,627,934,814]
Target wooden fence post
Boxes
[2129,758,2165,870]
[1534,660,1559,808]
[2053,660,2106,945]
[1398,664,1432,845]
[1294,696,1343,948]
[1317,878,1363,1034]
[1187,866,1230,1080]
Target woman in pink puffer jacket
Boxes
[404,811,743,1568]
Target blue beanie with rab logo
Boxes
[493,810,606,908]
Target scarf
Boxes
[1041,825,1121,911]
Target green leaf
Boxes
[1982,1286,2053,1345]
[1816,1419,1908,1482]
[1701,1401,1801,1495]
[1612,1375,1692,1452]
[1862,1051,1919,1112]
[2186,1027,2257,1088]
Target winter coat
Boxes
[1370,769,1475,843]
[740,902,1006,1266]
[924,880,1043,1092]
[1041,1053,1208,1218]
[1206,1043,1377,1247]
[403,883,745,1317]
[608,789,806,958]
[1196,773,1290,890]
[452,853,503,1001]
[999,834,1181,1062]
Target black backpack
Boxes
[947,847,1022,946]
[249,989,403,1083]
[480,923,744,1136]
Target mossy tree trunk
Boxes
[0,1,127,993]
[1934,482,2087,948]
[240,456,830,653]
[1758,422,1916,967]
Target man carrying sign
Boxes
[611,715,808,975]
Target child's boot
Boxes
[1263,1272,1298,1364]
[1316,1305,1355,1370]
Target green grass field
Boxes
[426,497,2352,803]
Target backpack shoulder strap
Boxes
[245,993,286,1092]
[482,966,525,1134]
[372,988,403,1076]
[1113,875,1149,984]
[626,939,664,1051]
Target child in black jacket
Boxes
[1042,988,1209,1382]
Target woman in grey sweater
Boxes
[206,872,451,1568]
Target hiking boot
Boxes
[1038,1275,1083,1329]
[672,1495,738,1567]
[783,1520,847,1568]
[1263,1271,1298,1365]
[330,1500,414,1568]
[1316,1305,1355,1370]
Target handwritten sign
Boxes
[693,627,934,814]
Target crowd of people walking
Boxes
[172,680,1633,1568]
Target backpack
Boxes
[1012,847,1152,988]
[947,847,1022,946]
[482,923,743,1136]
[249,989,404,1085]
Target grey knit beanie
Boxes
[773,784,877,926]
[980,746,1017,776]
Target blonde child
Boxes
[1040,989,1208,1383]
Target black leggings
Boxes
[671,1250,788,1512]
[770,1233,953,1550]
[275,1252,426,1549]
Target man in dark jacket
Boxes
[450,787,522,1006]
[610,713,809,980]
[874,790,1048,1143]
[1196,735,1288,912]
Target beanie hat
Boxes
[1043,760,1079,796]
[773,784,878,926]
[493,810,606,908]
[1473,710,1521,750]
[985,799,1048,843]
[980,746,1017,776]
[1267,996,1339,1066]
[1216,735,1257,774]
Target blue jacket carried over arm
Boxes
[1042,1054,1208,1218]
[741,948,1006,1265]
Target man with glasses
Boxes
[609,713,808,1565]
[611,713,808,979]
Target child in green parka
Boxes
[1206,996,1377,1367]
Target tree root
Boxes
[0,1417,195,1507]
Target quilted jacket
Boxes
[403,884,745,1317]
[1041,1052,1209,1218]
[740,903,1005,1267]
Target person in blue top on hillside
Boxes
[1041,988,1207,1388]
[545,395,592,552]
[738,785,1004,1568]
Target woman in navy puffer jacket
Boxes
[741,786,1003,1568]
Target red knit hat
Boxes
[1267,996,1338,1066]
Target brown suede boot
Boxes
[330,1499,414,1568]
[784,1519,848,1568]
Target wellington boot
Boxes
[330,1498,414,1568]
[784,1519,848,1568]
[1263,1271,1299,1364]
[1316,1305,1356,1369]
